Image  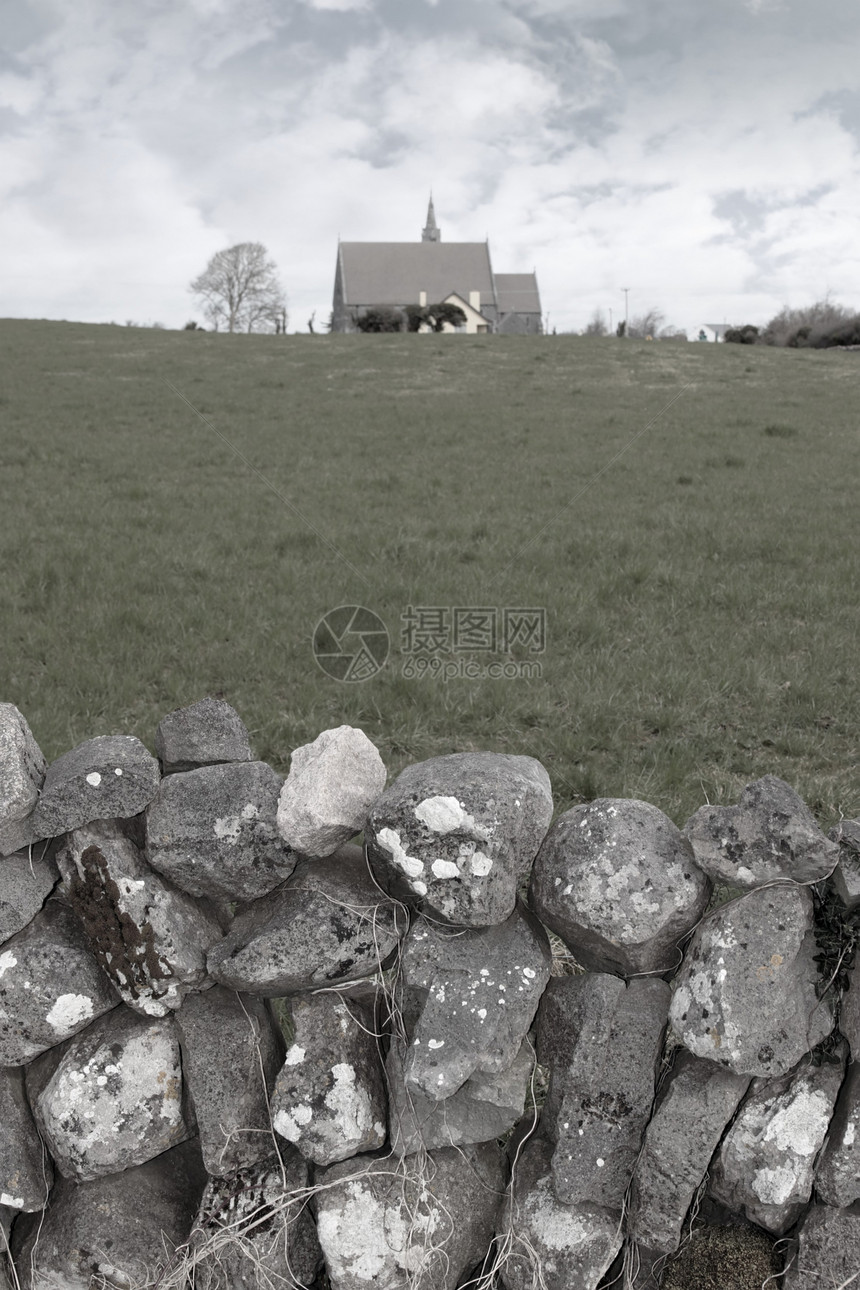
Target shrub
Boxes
[811,316,860,348]
[762,298,855,347]
[354,307,405,333]
[725,325,759,345]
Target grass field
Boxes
[1,319,857,831]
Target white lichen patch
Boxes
[45,993,94,1032]
[284,1044,306,1066]
[0,951,18,979]
[470,851,493,876]
[431,858,460,879]
[0,1193,24,1209]
[376,828,424,878]
[414,796,489,839]
[751,1162,798,1205]
[85,771,102,787]
[325,1063,374,1143]
[273,1102,314,1141]
[213,803,259,843]
[844,1121,856,1147]
[763,1086,832,1155]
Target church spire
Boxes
[422,195,440,243]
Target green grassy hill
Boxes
[1,319,857,827]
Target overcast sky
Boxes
[2,0,859,334]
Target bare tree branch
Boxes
[189,243,287,333]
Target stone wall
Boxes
[1,697,859,1290]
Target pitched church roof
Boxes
[495,274,542,316]
[337,240,496,311]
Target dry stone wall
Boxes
[1,696,860,1290]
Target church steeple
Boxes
[422,195,440,243]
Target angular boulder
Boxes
[629,1049,750,1256]
[145,760,297,901]
[271,988,386,1166]
[842,959,860,1058]
[207,844,403,994]
[497,1136,622,1290]
[56,820,223,1016]
[815,1059,860,1206]
[709,1044,846,1233]
[830,818,860,910]
[400,903,552,1099]
[366,752,553,927]
[782,1202,860,1290]
[32,735,160,837]
[684,774,839,890]
[277,724,387,859]
[530,799,710,977]
[154,696,253,774]
[0,704,46,857]
[0,842,58,943]
[0,1066,53,1211]
[27,1006,192,1181]
[188,1148,321,1289]
[315,1143,504,1290]
[174,986,283,1176]
[0,898,119,1065]
[669,884,833,1077]
[536,973,669,1209]
[10,1138,207,1288]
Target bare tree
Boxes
[583,309,608,336]
[627,307,665,340]
[189,243,286,333]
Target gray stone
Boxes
[145,760,297,901]
[271,988,386,1165]
[629,1049,750,1256]
[815,1059,860,1206]
[0,1065,53,1211]
[536,973,670,1209]
[277,724,387,859]
[0,898,119,1065]
[26,1005,193,1181]
[315,1143,504,1290]
[387,988,533,1155]
[32,735,161,837]
[0,842,59,942]
[175,986,283,1176]
[366,751,553,927]
[529,799,711,978]
[497,1136,622,1290]
[709,1044,846,1233]
[0,705,46,858]
[401,903,552,1100]
[843,960,860,1058]
[207,844,403,995]
[830,818,860,910]
[684,775,839,890]
[782,1202,860,1290]
[56,819,223,1017]
[189,1148,321,1289]
[154,696,253,773]
[10,1137,207,1288]
[669,884,833,1077]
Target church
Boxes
[331,200,543,335]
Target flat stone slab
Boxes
[315,1143,505,1290]
[815,1058,860,1207]
[830,818,860,910]
[782,1202,860,1290]
[189,1148,321,1290]
[56,820,223,1016]
[0,1065,53,1211]
[10,1137,207,1288]
[530,799,711,977]
[684,775,839,890]
[207,843,403,994]
[536,973,670,1210]
[272,988,386,1165]
[497,1136,622,1290]
[709,1044,846,1233]
[145,760,297,901]
[32,735,161,837]
[401,903,552,1099]
[0,842,58,942]
[0,704,46,857]
[277,724,387,859]
[174,986,283,1176]
[154,696,253,773]
[366,751,553,926]
[629,1049,750,1256]
[27,1005,192,1181]
[669,884,833,1077]
[0,898,119,1065]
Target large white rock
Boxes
[276,725,386,859]
[0,704,46,857]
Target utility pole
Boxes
[609,307,613,335]
[622,288,630,336]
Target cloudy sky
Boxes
[2,0,859,334]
